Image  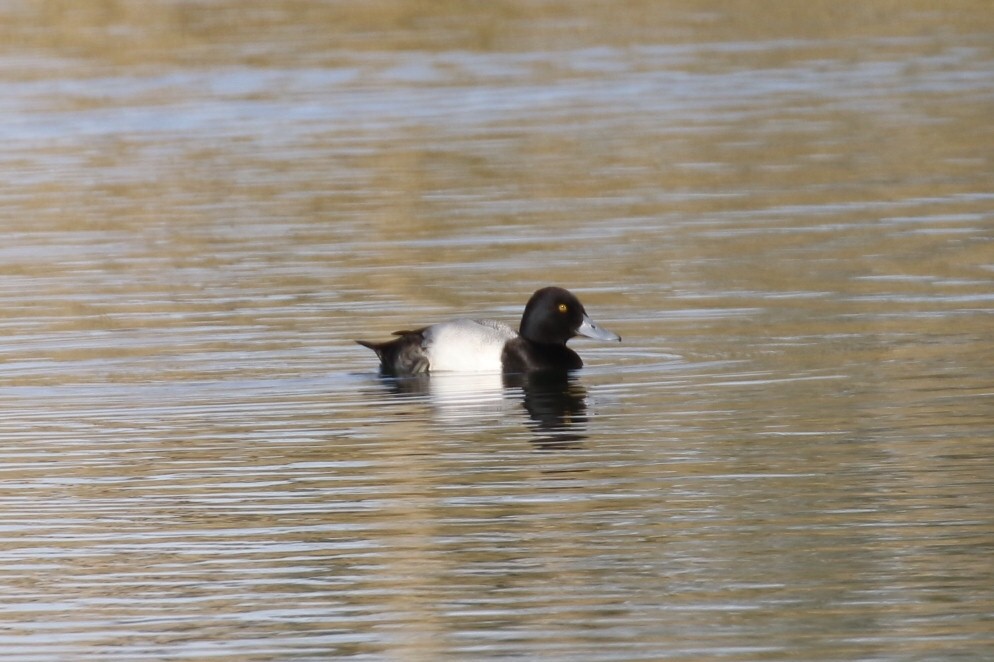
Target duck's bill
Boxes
[577,314,621,342]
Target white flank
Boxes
[424,319,517,372]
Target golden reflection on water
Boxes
[1,1,992,659]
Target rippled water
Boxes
[2,1,993,660]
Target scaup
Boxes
[357,286,620,375]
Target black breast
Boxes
[501,337,582,373]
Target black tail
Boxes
[355,339,385,359]
[355,331,429,374]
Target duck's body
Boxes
[356,287,620,375]
[361,319,517,374]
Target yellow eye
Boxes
[558,303,568,313]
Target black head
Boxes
[519,287,621,346]
[518,287,589,345]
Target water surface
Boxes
[1,1,993,660]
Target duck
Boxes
[356,286,620,375]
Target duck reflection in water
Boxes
[504,371,588,449]
[374,370,589,449]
